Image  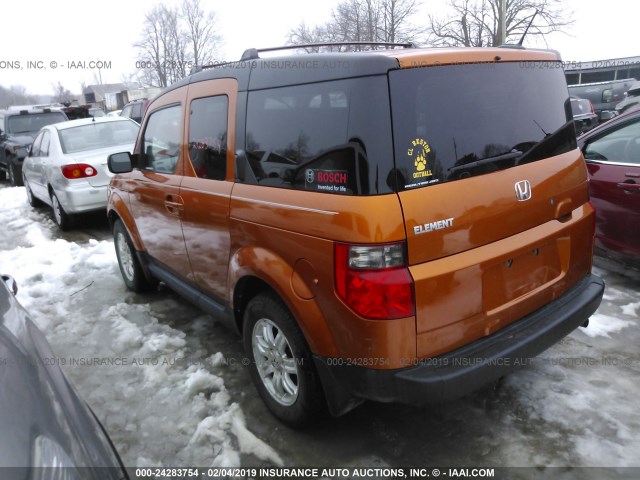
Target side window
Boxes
[140,105,182,174]
[121,105,132,119]
[244,78,395,195]
[188,96,228,180]
[30,131,44,157]
[585,120,640,165]
[40,131,51,157]
[133,103,142,122]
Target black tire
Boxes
[50,190,73,230]
[9,162,23,186]
[243,292,326,428]
[0,168,6,181]
[113,219,156,292]
[24,176,44,207]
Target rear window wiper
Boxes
[448,149,523,174]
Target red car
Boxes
[578,109,640,268]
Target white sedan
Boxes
[22,117,139,230]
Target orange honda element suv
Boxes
[107,43,604,427]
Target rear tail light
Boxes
[335,242,415,319]
[61,164,97,179]
[589,101,596,115]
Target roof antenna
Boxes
[517,10,539,46]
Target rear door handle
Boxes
[617,182,640,192]
[164,194,184,216]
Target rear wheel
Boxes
[50,191,73,230]
[113,219,156,292]
[243,292,325,428]
[24,176,44,207]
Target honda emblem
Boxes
[515,180,532,201]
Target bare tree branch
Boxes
[133,1,222,87]
[288,0,424,52]
[429,0,574,47]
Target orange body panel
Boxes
[108,47,598,378]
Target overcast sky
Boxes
[1,0,638,97]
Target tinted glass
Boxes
[30,131,44,156]
[584,118,640,165]
[59,120,139,154]
[244,76,394,195]
[7,112,67,134]
[189,96,228,180]
[390,62,576,190]
[141,105,182,173]
[40,131,51,156]
[571,99,592,115]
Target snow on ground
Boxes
[497,267,640,468]
[0,186,282,467]
[2,184,640,471]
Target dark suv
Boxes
[0,108,68,185]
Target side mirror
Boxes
[2,274,18,295]
[16,147,28,159]
[108,152,133,174]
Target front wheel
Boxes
[113,219,156,292]
[9,162,23,186]
[243,292,325,428]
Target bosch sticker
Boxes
[305,169,349,193]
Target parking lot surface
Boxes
[0,184,638,475]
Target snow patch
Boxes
[580,313,633,338]
[0,186,282,467]
[621,302,640,317]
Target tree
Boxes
[182,0,221,66]
[0,85,38,109]
[428,0,573,48]
[287,0,423,51]
[134,0,221,88]
[52,82,73,103]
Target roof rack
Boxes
[240,42,416,61]
[188,42,417,75]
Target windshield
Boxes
[7,112,67,134]
[571,98,593,115]
[389,62,576,189]
[59,120,139,154]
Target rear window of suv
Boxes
[390,61,576,190]
[7,112,67,134]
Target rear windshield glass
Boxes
[7,112,67,134]
[59,120,139,154]
[389,62,576,190]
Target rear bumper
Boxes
[314,273,604,415]
[57,184,108,213]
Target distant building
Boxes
[82,83,140,109]
[82,83,160,111]
[103,86,162,112]
[565,55,640,85]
